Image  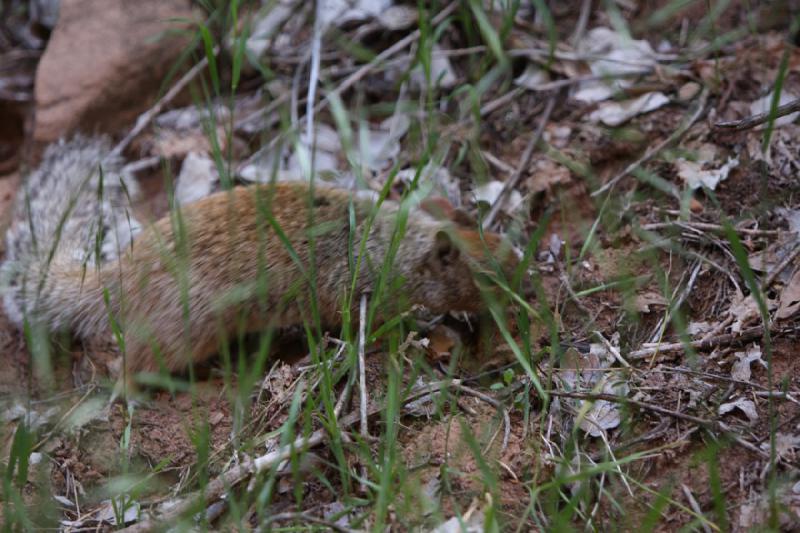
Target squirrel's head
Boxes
[406,226,524,314]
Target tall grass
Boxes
[3,1,794,530]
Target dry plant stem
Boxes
[452,382,511,452]
[559,271,593,318]
[681,484,713,533]
[642,221,784,236]
[109,48,219,160]
[482,95,556,229]
[305,0,324,138]
[482,150,516,174]
[122,156,161,175]
[714,96,800,131]
[119,382,457,532]
[591,87,709,197]
[238,1,458,173]
[570,0,592,47]
[593,331,631,368]
[261,512,358,533]
[629,325,766,360]
[548,390,769,459]
[479,87,524,117]
[316,1,454,108]
[357,293,369,494]
[762,240,800,289]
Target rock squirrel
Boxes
[1,136,521,382]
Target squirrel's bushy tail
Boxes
[1,135,141,329]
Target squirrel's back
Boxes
[2,137,520,381]
[2,136,141,326]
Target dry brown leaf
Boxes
[528,158,572,193]
[719,398,759,423]
[634,291,668,313]
[731,345,764,382]
[777,268,800,320]
[426,324,460,363]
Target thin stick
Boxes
[237,1,458,174]
[628,325,766,360]
[591,87,709,197]
[453,382,511,452]
[483,95,556,229]
[548,390,769,459]
[305,0,324,139]
[109,48,219,160]
[357,293,369,493]
[763,240,800,289]
[642,221,784,237]
[593,331,631,368]
[682,484,714,533]
[319,2,457,110]
[714,96,800,131]
[119,381,451,532]
[570,0,592,47]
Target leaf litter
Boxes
[2,2,800,531]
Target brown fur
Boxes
[24,182,518,379]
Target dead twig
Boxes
[483,95,556,229]
[452,382,511,453]
[641,221,784,237]
[238,1,458,174]
[118,379,465,532]
[548,390,769,460]
[629,325,767,360]
[762,240,800,290]
[591,87,709,197]
[593,331,631,368]
[260,512,359,533]
[357,293,369,493]
[714,96,800,131]
[681,484,714,533]
[109,48,219,160]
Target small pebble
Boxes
[678,81,701,102]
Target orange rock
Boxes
[32,0,193,145]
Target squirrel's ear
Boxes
[451,208,477,227]
[430,230,460,268]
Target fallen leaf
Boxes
[430,510,485,533]
[676,155,739,191]
[578,373,628,437]
[356,114,410,171]
[175,152,218,205]
[245,0,301,58]
[426,324,460,362]
[750,91,800,129]
[635,291,668,313]
[719,398,759,423]
[765,432,800,459]
[579,397,621,437]
[515,64,550,90]
[731,344,764,382]
[686,321,713,335]
[376,4,417,30]
[588,92,670,127]
[777,268,800,319]
[473,180,523,213]
[777,207,800,234]
[728,293,759,333]
[528,158,571,193]
[573,27,658,103]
